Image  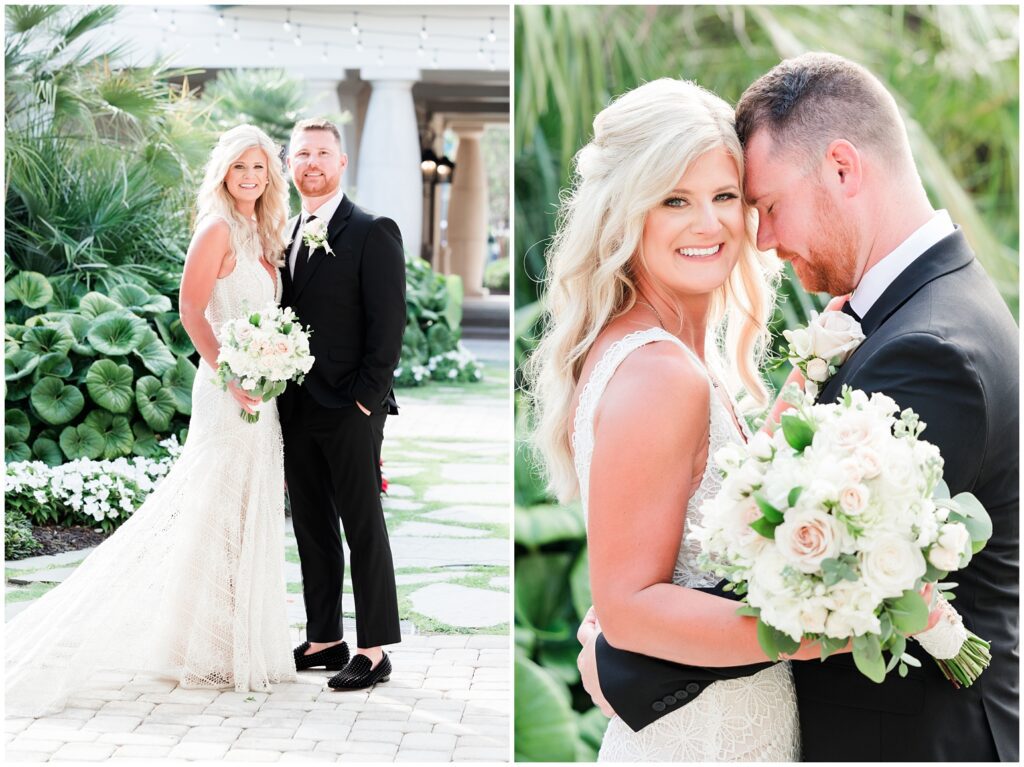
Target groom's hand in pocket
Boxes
[577,608,614,717]
[356,401,371,416]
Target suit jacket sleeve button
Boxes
[662,695,676,706]
[685,682,700,694]
[674,690,688,700]
[652,701,666,712]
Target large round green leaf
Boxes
[162,356,197,414]
[109,284,172,315]
[5,271,53,309]
[6,376,34,401]
[34,352,73,380]
[131,421,160,457]
[87,310,148,355]
[83,410,134,459]
[133,328,175,375]
[24,311,69,328]
[30,377,85,425]
[45,277,88,312]
[154,312,196,356]
[5,323,27,343]
[5,442,31,464]
[85,359,135,413]
[59,314,95,356]
[59,423,104,460]
[136,375,176,430]
[22,324,75,356]
[5,409,31,443]
[5,349,39,381]
[78,292,122,320]
[32,437,63,467]
[514,655,578,762]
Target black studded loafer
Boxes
[327,652,392,690]
[294,641,350,671]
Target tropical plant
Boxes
[513,5,1018,760]
[204,68,319,147]
[5,271,195,467]
[484,257,511,293]
[5,4,213,296]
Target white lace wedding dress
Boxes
[574,327,800,762]
[6,221,296,716]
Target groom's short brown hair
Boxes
[735,52,913,173]
[290,118,343,150]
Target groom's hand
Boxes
[577,608,614,717]
[356,401,371,416]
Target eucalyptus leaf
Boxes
[85,359,135,413]
[59,423,104,460]
[5,271,53,308]
[949,492,992,552]
[30,377,85,425]
[887,589,929,635]
[756,618,800,661]
[852,633,886,683]
[135,375,176,430]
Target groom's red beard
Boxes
[782,194,859,295]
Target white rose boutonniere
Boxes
[782,308,865,397]
[302,218,335,256]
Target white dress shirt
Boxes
[288,186,346,277]
[848,209,954,318]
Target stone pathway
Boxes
[5,339,511,763]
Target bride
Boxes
[527,79,825,760]
[6,125,297,715]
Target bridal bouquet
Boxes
[690,384,992,687]
[215,303,315,423]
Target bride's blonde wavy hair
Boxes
[525,78,780,503]
[194,124,290,266]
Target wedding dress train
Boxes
[6,223,296,716]
[573,327,800,761]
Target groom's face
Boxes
[288,129,347,200]
[744,130,858,295]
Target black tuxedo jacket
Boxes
[278,196,406,419]
[595,229,1019,761]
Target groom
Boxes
[279,118,405,689]
[578,53,1018,760]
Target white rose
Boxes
[855,447,882,479]
[732,460,765,494]
[839,484,870,516]
[714,443,746,473]
[775,508,845,574]
[748,431,775,461]
[928,523,970,571]
[809,310,865,363]
[797,597,829,634]
[783,326,813,358]
[725,497,770,559]
[824,581,882,638]
[859,536,926,598]
[805,357,830,383]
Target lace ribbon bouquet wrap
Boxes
[690,384,993,688]
[215,303,314,422]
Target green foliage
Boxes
[6,271,194,462]
[204,69,328,146]
[484,257,511,293]
[5,508,41,560]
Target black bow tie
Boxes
[840,301,861,322]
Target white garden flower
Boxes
[808,310,865,363]
[928,523,970,571]
[806,357,830,382]
[775,507,849,574]
[859,535,926,598]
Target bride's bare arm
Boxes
[587,343,814,667]
[179,218,258,412]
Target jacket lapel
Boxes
[816,228,975,403]
[280,215,301,303]
[292,195,354,300]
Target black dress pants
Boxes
[282,389,401,647]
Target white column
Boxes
[355,69,422,261]
[446,122,489,297]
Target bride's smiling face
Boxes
[638,147,745,297]
[224,146,270,204]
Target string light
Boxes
[489,54,496,71]
[268,40,276,58]
[293,23,302,47]
[232,21,240,41]
[478,38,485,60]
[488,18,496,43]
[321,43,329,63]
[168,10,177,33]
[217,12,224,27]
[420,15,428,40]
[150,8,158,22]
[214,35,221,54]
[417,42,424,57]
[356,38,364,52]
[432,49,440,69]
[283,8,292,33]
[350,12,359,36]
[377,47,384,66]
